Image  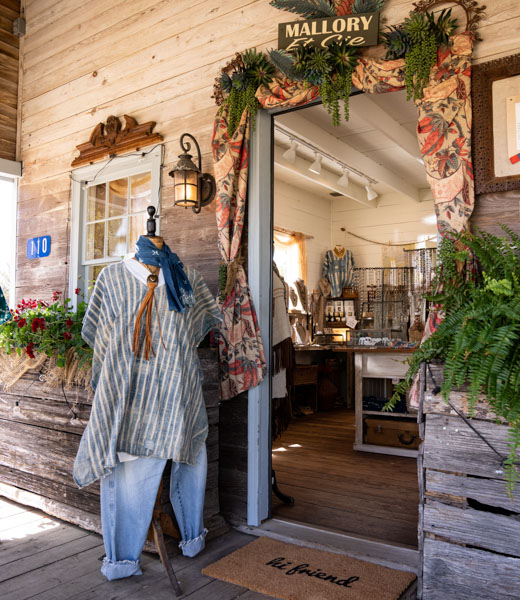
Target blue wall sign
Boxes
[27,235,51,259]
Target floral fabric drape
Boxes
[212,105,266,400]
[213,32,474,400]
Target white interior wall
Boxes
[274,181,437,285]
[331,193,437,268]
[273,179,331,291]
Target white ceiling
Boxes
[274,89,431,206]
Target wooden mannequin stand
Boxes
[148,483,183,597]
[141,206,182,597]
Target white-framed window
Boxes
[70,146,162,304]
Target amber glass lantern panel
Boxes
[174,170,198,207]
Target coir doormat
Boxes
[202,536,415,600]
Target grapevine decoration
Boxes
[212,1,476,127]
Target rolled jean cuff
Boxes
[178,527,208,558]
[101,557,142,581]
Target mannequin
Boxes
[73,206,222,582]
[323,245,354,298]
[333,244,346,258]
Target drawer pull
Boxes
[398,432,417,446]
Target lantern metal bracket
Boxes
[169,133,216,214]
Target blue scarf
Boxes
[135,236,194,312]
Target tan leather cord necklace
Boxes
[132,262,166,360]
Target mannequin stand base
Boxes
[272,469,294,506]
[151,517,183,597]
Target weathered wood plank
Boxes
[423,414,511,480]
[426,470,520,513]
[0,532,102,583]
[422,538,520,599]
[424,499,520,557]
[0,541,105,600]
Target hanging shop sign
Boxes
[26,235,51,259]
[278,12,380,51]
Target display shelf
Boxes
[362,410,412,418]
[353,443,418,458]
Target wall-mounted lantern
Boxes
[169,133,216,214]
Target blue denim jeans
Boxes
[99,446,207,581]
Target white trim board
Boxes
[0,158,22,178]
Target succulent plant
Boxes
[242,48,265,70]
[231,69,249,91]
[247,60,276,87]
[380,25,411,60]
[403,11,432,44]
[433,8,458,46]
[220,72,232,94]
[328,41,358,75]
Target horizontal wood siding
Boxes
[423,538,520,600]
[16,0,520,302]
[419,366,520,599]
[0,349,228,543]
[0,0,19,160]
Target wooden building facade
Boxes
[1,0,520,597]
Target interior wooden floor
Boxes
[271,409,419,548]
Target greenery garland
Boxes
[213,2,462,128]
[385,227,520,494]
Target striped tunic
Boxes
[322,249,354,298]
[73,262,222,489]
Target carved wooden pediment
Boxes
[71,114,163,167]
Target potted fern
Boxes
[386,226,520,491]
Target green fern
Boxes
[269,0,335,18]
[386,226,520,495]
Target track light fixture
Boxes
[365,183,378,202]
[282,139,297,163]
[337,168,350,189]
[308,153,322,175]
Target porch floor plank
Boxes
[0,497,277,600]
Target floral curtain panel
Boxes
[212,105,266,400]
[213,32,474,400]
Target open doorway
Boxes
[269,90,437,550]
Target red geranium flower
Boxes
[52,290,62,301]
[63,331,72,340]
[66,318,73,329]
[18,318,26,328]
[26,343,35,359]
[31,318,45,332]
[75,288,80,295]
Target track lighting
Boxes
[282,139,297,163]
[337,168,350,189]
[308,153,322,175]
[365,183,378,202]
